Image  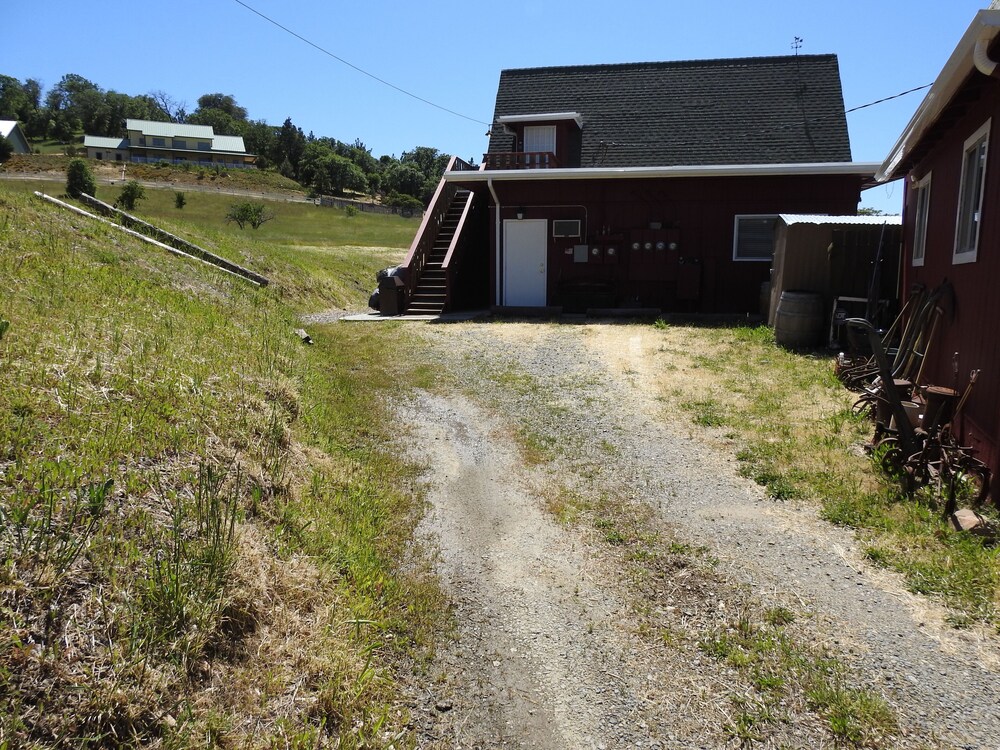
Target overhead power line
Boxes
[230,0,490,126]
[230,1,932,141]
[845,83,932,114]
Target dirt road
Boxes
[400,321,1000,749]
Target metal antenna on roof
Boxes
[792,36,803,55]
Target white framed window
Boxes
[523,125,556,154]
[733,215,778,261]
[912,173,931,267]
[954,119,990,264]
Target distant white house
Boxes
[84,119,255,168]
[0,120,30,154]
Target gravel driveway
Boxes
[399,320,1000,749]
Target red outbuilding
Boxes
[399,54,879,317]
[875,7,1000,489]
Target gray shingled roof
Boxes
[487,55,852,167]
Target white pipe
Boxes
[34,192,263,286]
[974,31,998,76]
[488,178,501,306]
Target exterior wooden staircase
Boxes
[404,189,470,316]
[398,156,479,317]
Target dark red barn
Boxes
[876,8,1000,487]
[399,54,877,316]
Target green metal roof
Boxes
[211,135,248,153]
[84,135,129,149]
[126,119,214,139]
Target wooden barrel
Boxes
[774,291,824,349]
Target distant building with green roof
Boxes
[84,119,255,168]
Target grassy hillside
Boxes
[0,177,415,311]
[0,185,438,747]
[2,154,305,195]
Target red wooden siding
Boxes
[901,74,1000,475]
[480,173,861,313]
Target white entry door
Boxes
[503,219,547,307]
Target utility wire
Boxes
[557,82,937,159]
[845,83,932,113]
[231,0,930,139]
[231,0,490,126]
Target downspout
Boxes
[488,178,501,306]
[974,30,1000,77]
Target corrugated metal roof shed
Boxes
[778,214,902,226]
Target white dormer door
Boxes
[523,125,556,154]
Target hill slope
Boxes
[0,186,438,747]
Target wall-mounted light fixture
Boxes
[516,207,525,220]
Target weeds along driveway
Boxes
[401,320,1000,750]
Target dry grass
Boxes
[634,320,999,626]
[0,185,441,748]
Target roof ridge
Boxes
[500,53,838,76]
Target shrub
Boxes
[225,201,274,230]
[344,205,358,218]
[0,136,13,163]
[65,158,97,199]
[175,191,187,209]
[384,191,424,218]
[114,180,146,211]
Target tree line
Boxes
[0,73,462,206]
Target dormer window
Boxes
[524,125,556,156]
[486,112,583,170]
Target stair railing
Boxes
[400,156,475,308]
[442,190,475,310]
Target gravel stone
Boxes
[398,320,1000,749]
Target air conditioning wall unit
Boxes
[552,219,581,238]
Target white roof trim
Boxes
[496,112,584,128]
[446,161,879,183]
[877,9,1000,182]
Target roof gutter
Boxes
[877,9,1000,182]
[974,29,1000,76]
[445,161,878,184]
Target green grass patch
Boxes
[699,610,896,746]
[0,183,439,746]
[651,321,1000,626]
[2,178,413,312]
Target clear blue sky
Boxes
[2,0,991,213]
